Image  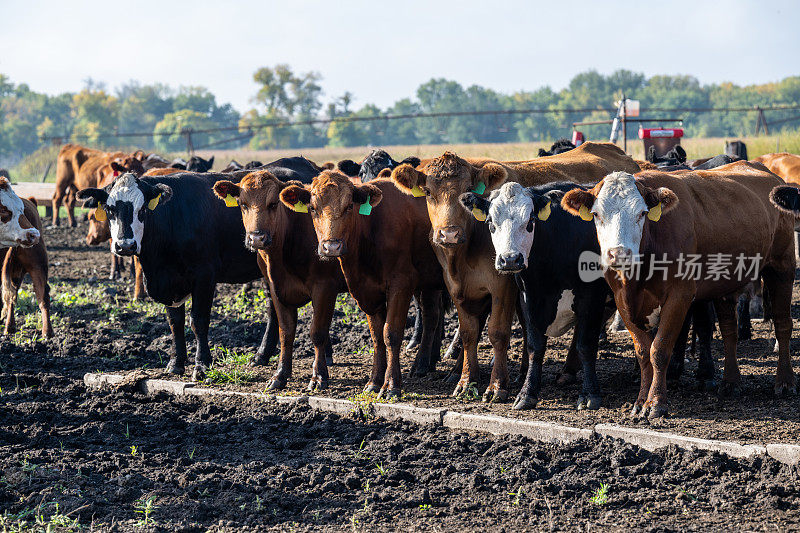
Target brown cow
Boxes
[390,142,643,402]
[0,192,52,339]
[142,167,184,177]
[212,170,347,391]
[279,171,446,398]
[561,161,796,418]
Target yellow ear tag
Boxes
[224,194,238,208]
[148,194,160,211]
[411,185,426,198]
[578,205,594,221]
[293,201,309,213]
[647,202,662,222]
[537,202,551,221]
[94,205,107,222]
[472,206,487,222]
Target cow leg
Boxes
[514,297,530,385]
[737,290,752,341]
[189,282,215,381]
[484,289,516,403]
[267,298,297,391]
[253,293,279,366]
[65,187,77,228]
[364,309,388,393]
[431,295,445,368]
[713,296,741,397]
[1,257,22,337]
[444,327,461,361]
[410,289,442,377]
[406,295,423,352]
[556,336,581,386]
[693,301,717,391]
[133,258,145,301]
[28,263,52,339]
[308,287,337,392]
[52,185,67,226]
[165,304,187,375]
[645,295,693,418]
[574,292,606,410]
[667,305,694,383]
[762,267,796,396]
[109,247,120,280]
[617,316,654,417]
[512,286,546,410]
[380,289,414,399]
[452,305,481,398]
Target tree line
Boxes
[1,67,799,165]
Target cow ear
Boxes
[643,186,678,216]
[353,183,383,214]
[207,156,214,167]
[399,156,421,168]
[771,186,800,217]
[280,185,312,211]
[459,192,490,221]
[391,164,426,196]
[337,159,361,177]
[561,188,597,218]
[528,193,552,221]
[76,187,109,207]
[477,163,507,193]
[376,168,392,179]
[213,180,241,199]
[110,161,126,175]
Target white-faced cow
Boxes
[562,162,796,418]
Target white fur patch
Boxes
[592,172,648,269]
[546,290,577,337]
[646,305,662,331]
[169,294,191,308]
[0,186,39,247]
[487,182,535,268]
[107,174,146,253]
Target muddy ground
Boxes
[1,220,800,530]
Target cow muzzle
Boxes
[318,239,346,258]
[15,229,40,248]
[605,246,634,269]
[433,226,465,247]
[245,230,272,250]
[114,239,138,256]
[496,252,526,273]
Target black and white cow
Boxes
[460,181,611,410]
[76,158,320,380]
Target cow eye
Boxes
[489,222,496,233]
[240,202,249,210]
[345,204,353,212]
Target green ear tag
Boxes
[411,185,426,197]
[359,195,372,215]
[537,202,551,221]
[294,201,309,213]
[472,181,486,195]
[224,194,238,207]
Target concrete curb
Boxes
[82,373,798,466]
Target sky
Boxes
[2,0,798,113]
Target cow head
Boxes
[0,178,40,248]
[213,171,294,251]
[221,160,243,173]
[279,170,381,258]
[392,152,507,248]
[76,174,173,256]
[339,150,421,183]
[186,155,214,172]
[561,172,678,271]
[85,210,111,246]
[460,182,553,273]
[98,158,145,187]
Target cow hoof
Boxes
[192,365,207,382]
[364,383,381,394]
[165,360,185,375]
[630,403,644,418]
[326,355,334,367]
[267,377,287,390]
[413,365,430,378]
[482,389,508,404]
[646,403,668,419]
[698,377,719,393]
[718,381,742,398]
[250,354,270,367]
[512,394,538,410]
[577,395,602,410]
[378,388,401,400]
[405,340,420,353]
[774,382,797,397]
[556,372,578,386]
[307,379,328,392]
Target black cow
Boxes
[692,154,740,170]
[221,160,244,173]
[647,145,687,167]
[538,138,576,157]
[142,153,171,170]
[244,160,263,170]
[337,149,421,182]
[0,169,10,179]
[186,155,215,172]
[76,158,320,380]
[726,140,748,161]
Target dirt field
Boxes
[1,219,800,530]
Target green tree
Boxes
[153,109,216,153]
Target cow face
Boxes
[392,152,507,248]
[213,171,289,251]
[186,155,214,172]
[460,182,551,273]
[77,174,173,256]
[0,178,40,248]
[561,172,678,271]
[85,210,111,246]
[280,171,381,258]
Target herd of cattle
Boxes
[1,139,800,418]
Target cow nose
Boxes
[114,239,137,256]
[606,246,632,266]
[246,230,271,249]
[15,230,40,248]
[318,239,345,257]
[496,252,525,272]
[434,226,463,246]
